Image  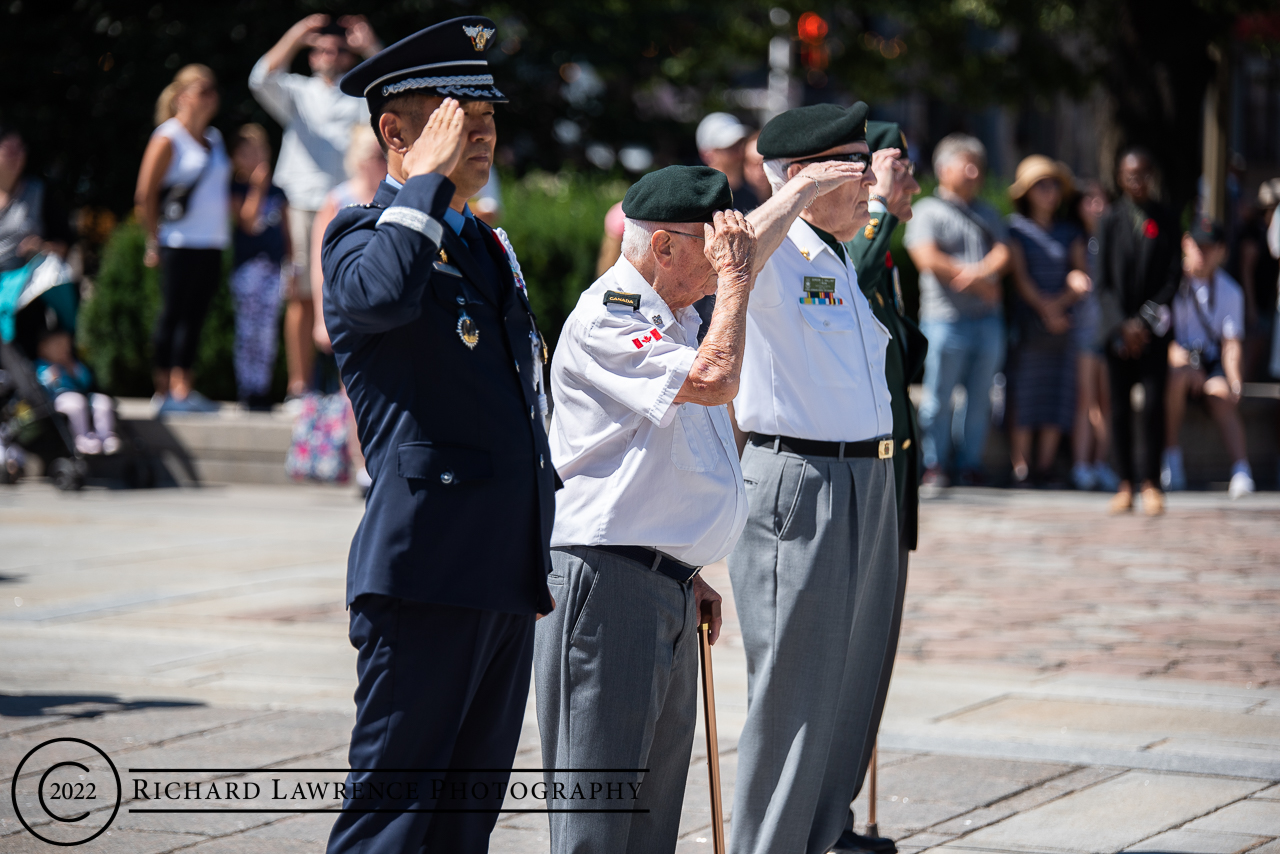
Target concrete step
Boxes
[116,398,296,487]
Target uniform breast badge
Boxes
[457,309,480,349]
[800,275,843,305]
[864,217,881,240]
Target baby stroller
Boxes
[0,254,149,490]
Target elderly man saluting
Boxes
[535,166,752,854]
[727,101,899,854]
[320,17,555,854]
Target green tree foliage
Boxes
[2,0,1268,217]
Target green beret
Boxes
[757,102,870,159]
[866,120,908,160]
[622,165,733,223]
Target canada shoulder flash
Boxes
[603,290,641,311]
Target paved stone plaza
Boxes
[1,482,1278,853]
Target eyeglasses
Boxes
[790,151,872,168]
[665,230,705,241]
[902,159,917,176]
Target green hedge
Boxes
[80,172,623,400]
[499,171,627,351]
[78,219,275,401]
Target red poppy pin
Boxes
[884,250,894,269]
[1142,219,1159,239]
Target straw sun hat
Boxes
[1008,155,1075,200]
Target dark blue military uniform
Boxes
[320,16,554,854]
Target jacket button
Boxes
[456,296,466,305]
[530,406,535,419]
[540,454,545,468]
[440,471,454,484]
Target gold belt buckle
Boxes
[877,439,894,459]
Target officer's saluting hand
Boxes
[320,17,556,854]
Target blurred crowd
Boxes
[1,13,1276,495]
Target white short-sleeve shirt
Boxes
[549,258,749,566]
[734,217,894,442]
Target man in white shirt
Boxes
[727,101,899,854]
[1164,216,1253,498]
[538,165,765,854]
[250,14,380,397]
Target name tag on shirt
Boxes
[801,276,843,305]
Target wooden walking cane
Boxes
[865,742,879,838]
[698,615,726,854]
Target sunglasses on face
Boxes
[790,151,872,168]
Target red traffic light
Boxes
[798,12,829,43]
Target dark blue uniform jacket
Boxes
[322,174,555,615]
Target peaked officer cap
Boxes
[622,166,734,223]
[340,16,506,108]
[866,120,908,159]
[756,102,870,159]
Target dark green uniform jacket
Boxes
[846,214,928,550]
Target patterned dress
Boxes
[1007,215,1080,430]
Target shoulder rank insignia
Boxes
[864,218,881,240]
[604,290,641,311]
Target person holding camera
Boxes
[134,63,230,414]
[1163,217,1253,498]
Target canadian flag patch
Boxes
[631,328,663,349]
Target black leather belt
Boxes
[585,545,701,584]
[750,432,894,460]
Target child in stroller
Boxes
[34,323,120,456]
[1,251,139,489]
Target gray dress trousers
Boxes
[534,546,700,854]
[727,441,899,854]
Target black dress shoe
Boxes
[830,829,898,854]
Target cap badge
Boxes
[457,309,480,349]
[463,25,496,51]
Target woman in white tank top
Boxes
[134,64,231,414]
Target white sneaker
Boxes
[1228,470,1255,500]
[74,434,102,455]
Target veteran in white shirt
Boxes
[724,101,903,854]
[536,165,759,854]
